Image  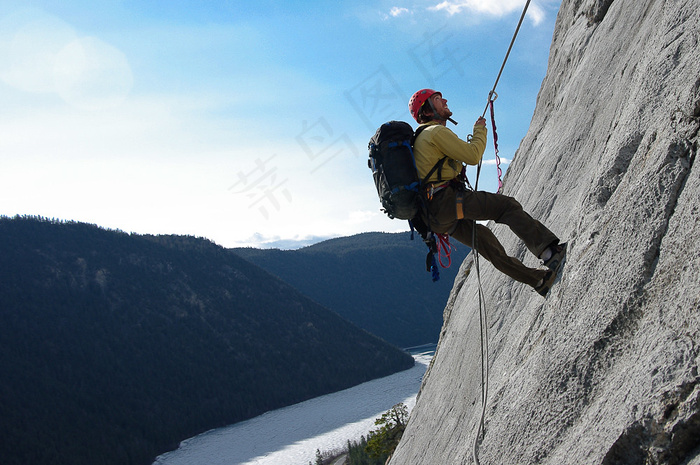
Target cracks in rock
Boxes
[608,135,694,338]
[558,132,697,455]
[586,0,615,26]
[645,136,696,284]
[590,132,643,207]
[601,380,700,465]
[588,135,697,465]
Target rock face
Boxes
[389,0,700,464]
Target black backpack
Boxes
[367,121,427,220]
[368,121,450,281]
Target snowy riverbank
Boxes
[153,345,434,465]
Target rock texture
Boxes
[389,0,700,464]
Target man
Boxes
[409,88,566,296]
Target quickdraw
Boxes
[435,233,454,268]
[424,231,457,282]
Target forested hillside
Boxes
[234,232,470,347]
[0,216,414,465]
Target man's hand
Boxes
[475,117,487,127]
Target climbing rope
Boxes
[471,1,532,464]
[472,232,489,465]
[480,0,533,120]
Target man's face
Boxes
[430,93,453,119]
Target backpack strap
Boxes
[422,157,448,185]
[410,124,428,146]
[412,124,448,185]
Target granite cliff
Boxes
[390,0,699,463]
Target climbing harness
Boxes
[471,1,532,464]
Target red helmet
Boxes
[409,88,440,122]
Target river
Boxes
[152,344,434,465]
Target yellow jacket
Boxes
[414,121,487,184]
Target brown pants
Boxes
[424,184,558,288]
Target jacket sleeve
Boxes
[431,124,487,166]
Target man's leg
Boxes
[459,190,559,258]
[450,219,547,288]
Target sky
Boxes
[0,0,561,249]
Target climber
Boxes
[409,88,566,296]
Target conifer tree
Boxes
[365,403,408,460]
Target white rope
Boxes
[471,1,531,463]
[471,249,489,465]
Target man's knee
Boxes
[499,193,523,210]
[493,194,525,221]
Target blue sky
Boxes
[0,0,561,248]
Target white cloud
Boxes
[390,7,410,17]
[234,233,338,250]
[481,157,511,165]
[429,0,547,25]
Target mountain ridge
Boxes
[233,231,470,348]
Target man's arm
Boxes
[432,118,487,166]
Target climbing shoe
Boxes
[543,242,567,272]
[534,269,557,297]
